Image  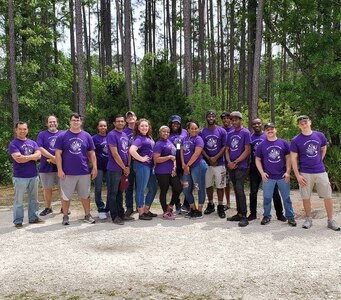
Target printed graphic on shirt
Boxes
[22,144,35,156]
[205,135,218,151]
[304,140,318,157]
[49,136,57,151]
[230,136,241,152]
[267,146,281,163]
[69,138,83,154]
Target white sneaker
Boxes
[302,218,312,229]
[98,212,107,220]
[327,219,340,231]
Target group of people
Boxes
[8,110,340,231]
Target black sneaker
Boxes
[261,217,271,225]
[247,213,257,221]
[123,215,135,221]
[185,209,196,218]
[15,223,23,229]
[204,202,215,215]
[29,218,44,224]
[125,208,134,217]
[113,216,125,225]
[288,218,297,227]
[39,207,53,216]
[217,204,226,218]
[191,210,203,219]
[224,205,230,211]
[146,211,157,218]
[238,217,249,227]
[227,214,241,221]
[277,215,287,222]
[139,213,152,220]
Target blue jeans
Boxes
[133,161,157,208]
[262,178,294,219]
[12,176,39,224]
[182,160,208,205]
[107,170,125,219]
[125,162,135,209]
[94,169,108,212]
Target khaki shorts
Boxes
[40,173,59,189]
[60,175,91,201]
[299,172,332,199]
[205,165,226,189]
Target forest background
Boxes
[0,0,340,188]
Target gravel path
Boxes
[0,191,340,300]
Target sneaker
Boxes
[84,214,96,224]
[139,213,152,221]
[60,208,71,215]
[204,202,215,215]
[288,218,297,227]
[227,214,241,222]
[261,217,271,225]
[163,212,176,220]
[181,204,190,213]
[238,217,249,227]
[123,215,135,221]
[175,203,182,214]
[191,210,203,219]
[247,213,257,221]
[113,216,124,225]
[98,212,107,220]
[29,218,44,224]
[217,204,226,218]
[62,215,70,225]
[39,208,53,216]
[302,218,312,229]
[125,208,134,217]
[277,215,287,222]
[224,205,230,211]
[185,209,196,218]
[327,219,340,231]
[146,211,157,218]
[15,223,23,229]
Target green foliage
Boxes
[324,145,341,191]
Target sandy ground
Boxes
[0,189,340,300]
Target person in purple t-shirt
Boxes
[9,121,42,228]
[107,114,134,225]
[129,118,158,221]
[255,122,296,226]
[249,118,285,222]
[290,115,339,231]
[55,113,97,226]
[36,115,63,216]
[92,119,109,220]
[123,111,138,217]
[181,121,208,219]
[200,110,227,219]
[153,125,182,220]
[225,111,251,227]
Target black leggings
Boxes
[155,174,182,212]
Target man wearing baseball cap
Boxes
[290,115,340,230]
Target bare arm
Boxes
[283,154,291,183]
[255,156,268,182]
[55,149,65,179]
[39,147,56,164]
[225,147,236,170]
[129,145,149,162]
[11,150,41,164]
[290,152,306,187]
[321,145,327,160]
[110,145,129,176]
[183,146,203,175]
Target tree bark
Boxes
[228,0,235,108]
[83,4,93,104]
[183,0,192,96]
[238,0,246,111]
[124,0,132,108]
[69,0,78,112]
[198,0,206,82]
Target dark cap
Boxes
[206,110,217,118]
[220,112,231,119]
[170,115,181,124]
[297,115,310,122]
[125,111,136,118]
[264,122,276,130]
[230,111,243,119]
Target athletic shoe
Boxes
[175,203,182,214]
[123,215,135,221]
[238,217,249,227]
[261,217,271,225]
[327,219,340,231]
[125,208,134,217]
[60,208,71,215]
[185,209,196,218]
[146,211,157,218]
[302,218,312,229]
[84,214,96,224]
[98,212,107,220]
[29,218,44,224]
[15,223,23,229]
[224,205,230,211]
[277,215,287,222]
[139,213,152,220]
[247,213,257,221]
[39,208,53,216]
[62,215,70,225]
[288,218,297,227]
[181,204,190,213]
[204,202,215,215]
[217,204,226,218]
[113,216,124,225]
[163,212,176,220]
[191,210,203,219]
[227,214,241,221]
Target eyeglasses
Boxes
[70,119,81,122]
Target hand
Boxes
[283,172,291,183]
[209,157,218,166]
[171,169,177,177]
[140,155,150,163]
[91,168,98,180]
[183,165,190,175]
[50,156,56,164]
[124,167,130,176]
[297,174,307,186]
[169,155,176,161]
[227,161,237,170]
[261,172,269,182]
[58,170,65,180]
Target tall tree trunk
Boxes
[83,4,93,104]
[116,3,121,72]
[105,0,112,68]
[70,0,78,112]
[171,0,177,62]
[75,0,86,116]
[183,0,192,96]
[250,0,264,122]
[228,0,235,108]
[198,0,206,82]
[238,0,246,110]
[124,0,132,108]
[8,0,19,126]
[52,0,58,65]
[131,9,138,93]
[209,0,216,96]
[218,0,224,109]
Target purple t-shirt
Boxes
[107,129,129,172]
[9,138,39,178]
[255,138,290,180]
[154,139,177,174]
[226,127,251,169]
[199,126,227,166]
[92,134,109,171]
[290,131,327,174]
[169,129,189,150]
[182,135,204,168]
[132,135,155,168]
[123,127,134,146]
[55,130,95,175]
[223,126,235,135]
[36,130,63,173]
[250,132,266,170]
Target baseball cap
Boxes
[297,115,310,122]
[206,110,217,118]
[125,111,136,118]
[170,115,181,124]
[264,122,276,130]
[220,112,231,119]
[230,111,243,119]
